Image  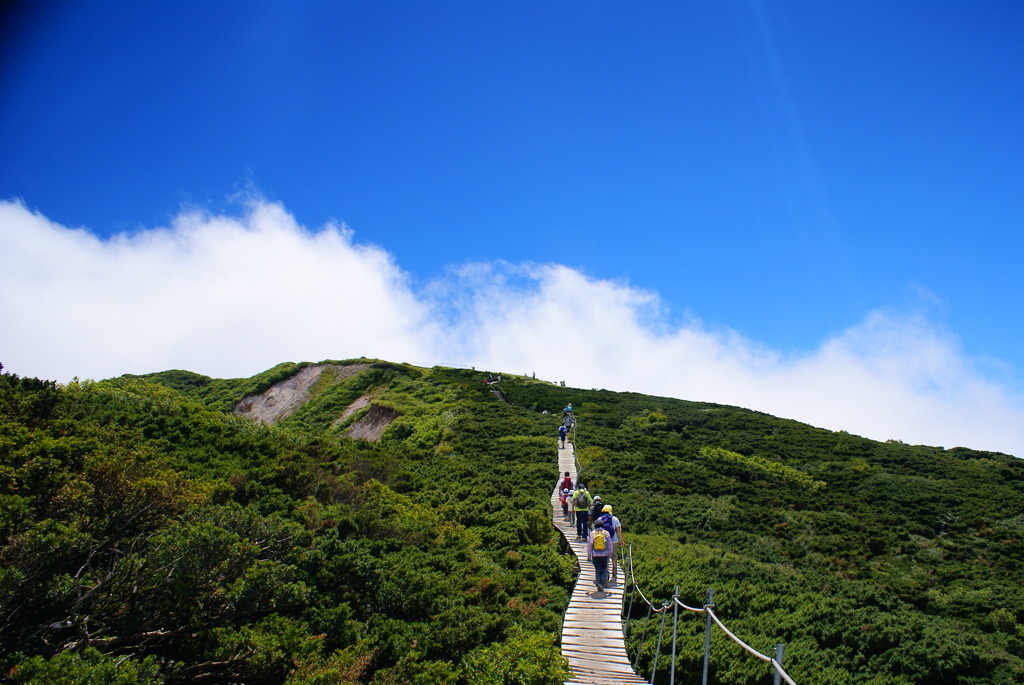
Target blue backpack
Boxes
[595,514,615,536]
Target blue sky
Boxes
[2,1,1023,457]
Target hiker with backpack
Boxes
[586,519,614,593]
[559,488,571,522]
[572,484,593,540]
[588,495,604,530]
[594,504,623,585]
[559,424,567,448]
[560,471,572,492]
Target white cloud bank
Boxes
[3,198,1022,458]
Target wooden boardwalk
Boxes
[553,443,648,685]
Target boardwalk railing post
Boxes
[670,586,679,685]
[649,602,669,684]
[774,643,785,685]
[634,602,653,670]
[702,588,714,685]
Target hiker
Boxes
[559,424,567,448]
[594,504,624,585]
[572,484,593,539]
[560,471,573,492]
[586,521,613,593]
[559,488,571,521]
[588,495,604,529]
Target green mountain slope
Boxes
[1,360,1021,684]
[0,362,572,684]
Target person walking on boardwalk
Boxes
[572,484,593,540]
[559,472,576,526]
[588,495,604,530]
[559,488,571,522]
[594,505,624,585]
[559,423,567,448]
[586,521,614,592]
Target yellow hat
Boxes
[602,505,612,513]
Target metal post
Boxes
[670,587,679,685]
[624,582,636,636]
[634,603,653,670]
[650,603,669,684]
[701,588,713,685]
[773,643,784,685]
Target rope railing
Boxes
[705,608,796,685]
[673,596,705,613]
[622,543,797,685]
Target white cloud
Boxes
[2,198,1022,458]
[0,198,439,380]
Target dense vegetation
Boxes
[501,383,1024,684]
[0,362,572,684]
[3,360,1022,684]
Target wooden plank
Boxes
[562,644,629,656]
[562,653,638,673]
[562,639,629,652]
[562,649,636,666]
[562,627,624,635]
[561,628,627,640]
[563,645,632,657]
[564,612,620,621]
[563,621,622,630]
[562,626,624,634]
[567,665,645,677]
[565,605,623,614]
[566,675,648,685]
[563,651,635,665]
[563,617,622,625]
[564,613,621,624]
[563,634,625,643]
[568,673,646,682]
[565,603,621,612]
[571,594,625,603]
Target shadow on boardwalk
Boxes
[553,443,647,685]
